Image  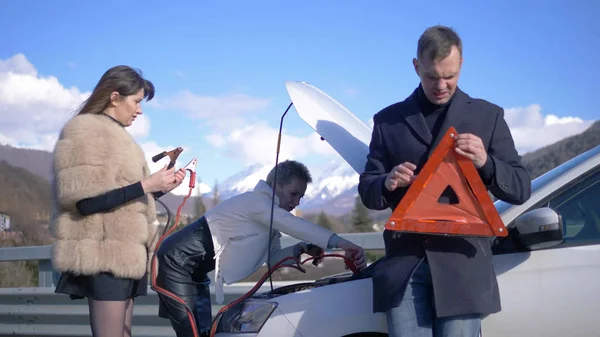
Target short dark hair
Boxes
[77,65,155,116]
[266,160,312,187]
[417,25,463,62]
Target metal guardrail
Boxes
[0,284,292,337]
[0,232,385,287]
[0,245,54,287]
[0,232,385,336]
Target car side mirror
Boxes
[514,207,564,250]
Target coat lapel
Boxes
[429,87,471,153]
[400,88,433,145]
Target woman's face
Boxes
[111,89,144,127]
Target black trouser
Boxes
[155,216,216,337]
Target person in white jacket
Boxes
[154,160,367,337]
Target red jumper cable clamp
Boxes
[183,158,197,189]
[152,147,183,169]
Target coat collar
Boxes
[254,180,280,205]
[401,86,471,150]
[99,112,125,127]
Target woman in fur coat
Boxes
[50,65,186,337]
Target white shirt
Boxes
[205,180,336,303]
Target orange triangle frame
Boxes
[384,127,507,237]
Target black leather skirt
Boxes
[54,270,148,301]
[155,216,216,337]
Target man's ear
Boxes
[412,58,420,76]
[273,184,282,198]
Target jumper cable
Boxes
[150,152,202,337]
[149,149,360,337]
[209,253,359,337]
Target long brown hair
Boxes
[77,65,155,115]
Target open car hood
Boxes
[267,81,377,297]
[284,81,373,175]
[248,82,379,299]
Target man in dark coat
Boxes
[358,25,531,337]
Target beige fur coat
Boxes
[50,113,159,280]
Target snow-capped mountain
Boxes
[301,159,359,210]
[210,163,272,200]
[205,157,360,215]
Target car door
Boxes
[482,169,600,337]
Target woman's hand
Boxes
[162,168,186,193]
[141,165,177,193]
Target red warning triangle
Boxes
[385,127,507,237]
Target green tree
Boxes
[194,184,206,219]
[315,210,333,230]
[212,179,220,206]
[351,195,372,232]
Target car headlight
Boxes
[216,300,278,333]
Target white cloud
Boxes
[503,104,594,154]
[155,91,271,131]
[0,54,90,150]
[174,91,270,119]
[0,133,18,146]
[205,133,226,148]
[155,90,337,167]
[205,121,336,166]
[0,53,37,74]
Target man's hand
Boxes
[296,242,325,264]
[385,162,417,192]
[337,238,367,271]
[454,133,488,168]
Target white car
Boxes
[213,82,600,337]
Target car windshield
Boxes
[494,146,600,215]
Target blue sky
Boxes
[0,0,598,194]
